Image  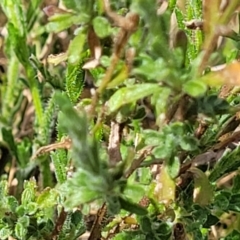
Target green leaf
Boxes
[37,188,58,209]
[133,57,169,81]
[152,135,175,159]
[209,147,240,182]
[21,179,37,206]
[0,227,12,240]
[224,230,240,239]
[62,0,92,20]
[202,214,219,228]
[179,136,198,151]
[183,79,207,97]
[7,23,29,67]
[119,196,148,215]
[1,0,26,36]
[7,196,18,212]
[14,216,29,239]
[139,216,152,233]
[68,30,86,65]
[2,128,18,160]
[232,175,240,194]
[166,156,180,179]
[60,169,108,209]
[214,191,230,211]
[107,196,121,215]
[113,231,146,240]
[124,184,146,202]
[229,194,240,212]
[143,130,162,146]
[93,16,112,38]
[46,13,82,33]
[66,60,85,103]
[107,84,159,113]
[25,202,38,215]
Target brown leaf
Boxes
[43,5,67,17]
[204,61,240,87]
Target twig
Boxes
[31,137,72,160]
[88,203,107,240]
[51,208,68,240]
[125,147,153,178]
[108,121,122,166]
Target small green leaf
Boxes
[179,136,198,151]
[21,179,37,206]
[229,194,240,212]
[143,130,162,146]
[7,196,18,212]
[202,214,219,228]
[113,231,146,240]
[119,197,148,215]
[25,202,38,215]
[107,84,159,113]
[15,216,29,239]
[183,79,207,97]
[139,216,152,233]
[46,13,82,33]
[214,191,230,211]
[62,0,91,21]
[37,188,58,209]
[153,136,175,159]
[124,184,146,202]
[166,156,180,179]
[66,60,85,103]
[68,30,86,65]
[0,227,12,240]
[93,16,112,38]
[224,230,240,239]
[232,175,240,194]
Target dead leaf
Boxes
[203,61,240,87]
[189,167,214,205]
[47,52,68,66]
[154,164,175,203]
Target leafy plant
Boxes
[0,0,240,239]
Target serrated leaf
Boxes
[107,84,159,113]
[21,179,37,206]
[25,202,38,215]
[15,216,29,239]
[37,187,58,209]
[7,196,18,212]
[65,60,85,103]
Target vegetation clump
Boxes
[0,0,240,239]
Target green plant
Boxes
[0,0,240,239]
